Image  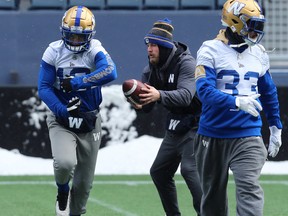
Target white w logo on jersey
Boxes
[168,119,180,130]
[168,74,174,83]
[228,2,245,15]
[68,117,83,129]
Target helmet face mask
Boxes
[60,6,96,53]
[61,28,94,53]
[240,14,265,45]
[221,0,265,46]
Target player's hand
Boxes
[235,94,262,117]
[139,83,160,105]
[67,97,81,117]
[61,76,74,93]
[268,125,282,157]
[126,97,142,110]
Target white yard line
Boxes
[1,179,286,216]
[0,180,288,185]
[88,197,138,216]
[0,181,55,185]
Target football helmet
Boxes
[60,6,96,53]
[221,0,265,46]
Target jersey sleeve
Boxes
[70,40,117,90]
[196,41,215,68]
[256,44,270,76]
[258,71,282,129]
[42,46,57,66]
[38,60,69,118]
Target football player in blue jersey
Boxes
[38,6,117,216]
[194,0,282,215]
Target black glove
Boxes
[67,97,81,117]
[61,76,73,93]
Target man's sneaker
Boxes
[55,191,70,216]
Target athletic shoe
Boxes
[55,191,70,216]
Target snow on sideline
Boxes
[0,135,287,175]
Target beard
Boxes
[148,55,159,65]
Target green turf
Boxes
[0,175,287,216]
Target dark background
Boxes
[0,86,287,161]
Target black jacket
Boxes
[142,41,201,115]
[141,41,201,133]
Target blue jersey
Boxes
[38,39,117,118]
[195,30,282,138]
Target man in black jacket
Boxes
[128,18,202,216]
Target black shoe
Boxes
[57,191,69,210]
[56,191,70,215]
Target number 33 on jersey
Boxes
[195,39,269,97]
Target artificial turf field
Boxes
[0,175,287,216]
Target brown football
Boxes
[122,79,146,105]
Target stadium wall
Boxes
[0,10,222,86]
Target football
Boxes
[122,79,146,105]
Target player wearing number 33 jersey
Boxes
[194,0,282,216]
[195,32,281,138]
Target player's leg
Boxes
[180,130,202,216]
[230,137,267,216]
[194,134,229,216]
[69,114,102,215]
[47,113,78,215]
[150,131,182,216]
